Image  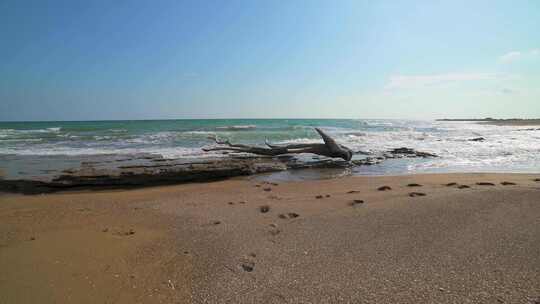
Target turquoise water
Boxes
[1,119,539,175]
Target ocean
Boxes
[1,119,539,178]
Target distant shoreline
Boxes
[437,118,540,126]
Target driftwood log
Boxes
[203,128,353,161]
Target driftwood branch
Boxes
[203,128,353,161]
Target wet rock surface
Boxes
[0,148,437,194]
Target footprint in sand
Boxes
[349,199,364,206]
[269,223,281,235]
[501,181,516,186]
[446,182,458,187]
[476,182,495,186]
[240,253,257,272]
[407,183,422,187]
[278,212,299,219]
[378,186,392,191]
[241,261,255,272]
[409,192,426,197]
[457,185,471,189]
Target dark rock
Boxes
[445,182,457,186]
[347,190,360,194]
[315,195,324,199]
[407,183,422,187]
[409,192,426,197]
[476,182,495,186]
[0,147,439,194]
[388,147,438,158]
[457,185,470,189]
[259,205,270,213]
[469,137,485,142]
[500,181,516,186]
[378,186,392,191]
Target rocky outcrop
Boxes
[0,148,437,194]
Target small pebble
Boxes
[259,205,270,213]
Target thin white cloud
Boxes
[499,51,521,63]
[384,73,499,90]
[498,49,539,63]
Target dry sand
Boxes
[1,173,539,303]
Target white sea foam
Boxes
[1,120,540,173]
[215,125,256,130]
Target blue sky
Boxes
[1,0,539,121]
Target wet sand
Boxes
[1,173,539,303]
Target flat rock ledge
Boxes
[0,147,436,194]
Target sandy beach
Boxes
[1,173,539,303]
